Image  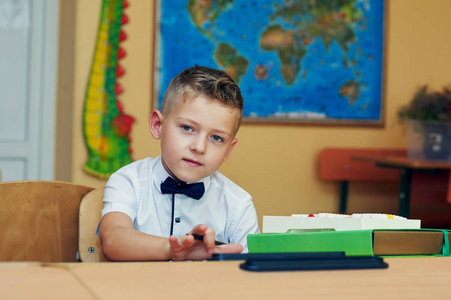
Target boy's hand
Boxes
[168,224,242,261]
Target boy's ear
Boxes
[222,138,238,162]
[149,110,164,140]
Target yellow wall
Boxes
[71,0,451,229]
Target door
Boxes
[0,0,59,182]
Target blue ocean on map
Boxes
[156,0,385,122]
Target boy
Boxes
[98,66,259,261]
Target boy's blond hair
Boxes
[161,66,244,134]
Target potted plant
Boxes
[398,85,451,160]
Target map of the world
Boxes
[155,0,385,124]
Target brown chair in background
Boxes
[79,188,108,262]
[0,181,94,262]
[318,148,406,214]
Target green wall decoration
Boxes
[83,0,135,179]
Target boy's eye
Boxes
[211,135,224,142]
[181,125,193,132]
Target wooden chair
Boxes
[318,148,407,214]
[79,188,108,262]
[0,181,94,262]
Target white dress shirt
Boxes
[101,156,260,252]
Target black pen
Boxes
[191,234,226,245]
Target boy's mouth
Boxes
[183,158,203,167]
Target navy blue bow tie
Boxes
[160,177,205,200]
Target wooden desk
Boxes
[0,263,95,299]
[1,258,451,299]
[70,258,451,299]
[352,156,451,218]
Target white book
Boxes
[263,214,421,233]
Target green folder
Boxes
[247,229,450,257]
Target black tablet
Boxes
[240,255,388,271]
[210,252,345,261]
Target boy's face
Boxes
[150,95,239,183]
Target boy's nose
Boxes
[190,136,206,154]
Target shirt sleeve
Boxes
[228,197,260,253]
[101,167,140,222]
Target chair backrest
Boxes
[318,148,408,214]
[79,188,108,262]
[318,148,407,181]
[0,181,94,262]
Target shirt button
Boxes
[175,217,181,223]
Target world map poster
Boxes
[154,0,386,125]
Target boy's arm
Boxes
[99,212,243,261]
[99,212,171,261]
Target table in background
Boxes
[2,258,451,299]
[352,155,451,218]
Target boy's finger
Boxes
[182,234,195,247]
[190,224,208,235]
[212,243,243,254]
[168,235,180,248]
[202,228,217,251]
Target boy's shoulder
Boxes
[113,157,160,177]
[210,171,251,200]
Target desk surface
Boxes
[1,257,451,299]
[0,262,95,299]
[352,155,451,169]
